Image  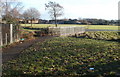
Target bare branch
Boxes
[1,0,24,24]
[22,7,40,26]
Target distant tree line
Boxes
[38,19,119,26]
[19,18,119,26]
[78,19,118,25]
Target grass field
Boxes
[3,31,120,76]
[20,24,120,31]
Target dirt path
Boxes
[2,36,53,64]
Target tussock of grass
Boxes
[78,31,120,41]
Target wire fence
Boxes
[0,24,20,46]
[48,26,85,36]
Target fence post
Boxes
[0,24,2,46]
[10,24,13,43]
[16,26,20,42]
[5,33,8,45]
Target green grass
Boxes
[78,31,120,40]
[87,25,119,30]
[3,37,120,76]
[20,24,119,30]
[22,29,41,32]
[20,24,87,28]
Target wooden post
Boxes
[0,5,2,77]
[5,33,8,45]
[10,24,13,43]
[0,24,2,46]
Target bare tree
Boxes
[0,1,2,23]
[22,8,40,27]
[22,11,29,26]
[1,0,24,24]
[0,0,6,23]
[45,1,64,27]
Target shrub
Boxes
[20,31,34,39]
[34,28,48,37]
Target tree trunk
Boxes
[25,19,26,26]
[55,16,57,27]
[31,19,32,27]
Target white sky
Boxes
[21,0,119,20]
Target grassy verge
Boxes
[77,31,120,41]
[20,24,87,28]
[3,36,120,76]
[87,25,119,30]
[20,24,119,30]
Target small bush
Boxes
[20,31,34,39]
[34,28,48,37]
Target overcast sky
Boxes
[21,0,119,20]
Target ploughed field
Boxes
[3,31,120,76]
